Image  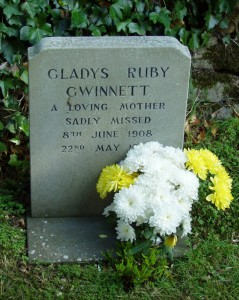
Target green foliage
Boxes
[0,190,26,259]
[105,241,169,287]
[1,0,237,171]
[185,118,239,242]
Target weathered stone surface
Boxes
[28,36,191,262]
[192,38,239,117]
[27,216,116,262]
[28,36,191,218]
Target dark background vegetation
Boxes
[0,0,238,298]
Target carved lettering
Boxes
[91,131,118,138]
[65,117,100,125]
[128,67,170,78]
[95,144,120,152]
[110,116,151,124]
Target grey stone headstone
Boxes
[27,36,191,262]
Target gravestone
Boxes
[27,36,191,262]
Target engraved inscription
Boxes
[48,64,170,153]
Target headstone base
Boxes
[27,216,116,263]
[27,216,188,263]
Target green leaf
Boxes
[0,142,7,152]
[189,33,200,49]
[128,22,146,35]
[0,0,6,9]
[222,35,231,44]
[109,2,123,23]
[205,13,219,30]
[8,154,19,167]
[129,239,151,255]
[3,4,22,19]
[20,69,28,85]
[71,3,88,29]
[21,1,38,19]
[178,27,191,45]
[19,119,29,136]
[0,23,18,37]
[219,0,233,13]
[7,15,23,26]
[10,138,21,146]
[135,0,145,13]
[20,24,53,44]
[149,8,171,28]
[0,78,15,97]
[174,1,187,20]
[116,19,131,33]
[165,26,180,38]
[219,18,230,30]
[6,122,16,134]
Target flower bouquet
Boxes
[96,142,233,283]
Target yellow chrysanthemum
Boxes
[164,235,177,248]
[96,164,137,199]
[216,167,232,189]
[184,149,208,180]
[201,149,222,174]
[206,175,233,210]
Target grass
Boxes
[0,117,239,299]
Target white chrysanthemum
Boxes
[103,203,115,217]
[146,189,174,213]
[116,220,136,242]
[163,146,187,168]
[176,197,193,216]
[142,156,175,175]
[181,214,192,237]
[113,185,146,223]
[149,204,182,236]
[120,142,164,173]
[170,169,199,201]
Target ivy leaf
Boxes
[3,4,23,19]
[178,27,191,45]
[0,0,6,9]
[6,122,16,134]
[174,1,187,21]
[0,23,18,37]
[7,15,23,26]
[219,18,230,30]
[20,69,28,84]
[128,22,146,35]
[109,2,123,23]
[135,0,145,13]
[0,142,7,153]
[8,154,19,167]
[21,1,39,19]
[0,78,15,97]
[205,13,219,30]
[10,138,21,145]
[1,40,15,63]
[189,32,200,50]
[20,24,53,44]
[149,8,171,28]
[20,119,29,136]
[71,3,88,29]
[219,0,232,13]
[116,19,131,33]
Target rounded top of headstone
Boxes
[28,36,190,59]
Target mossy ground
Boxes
[1,116,239,299]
